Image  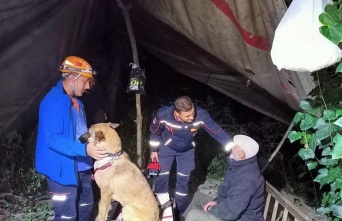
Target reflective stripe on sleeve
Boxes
[165,139,172,145]
[150,141,160,147]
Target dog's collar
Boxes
[94,150,124,173]
[107,150,124,158]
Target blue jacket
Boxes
[149,105,232,152]
[35,80,88,186]
[209,156,265,221]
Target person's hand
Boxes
[150,152,159,162]
[86,142,108,160]
[203,201,217,212]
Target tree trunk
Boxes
[117,0,142,168]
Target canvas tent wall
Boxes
[124,0,315,124]
[0,0,108,137]
[0,0,315,137]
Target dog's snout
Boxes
[78,132,91,144]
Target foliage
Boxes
[18,201,52,221]
[288,2,342,218]
[0,129,49,220]
[207,153,227,181]
[319,0,342,45]
[319,0,342,77]
[0,129,47,195]
[288,98,342,219]
[117,96,156,168]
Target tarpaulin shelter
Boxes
[0,0,314,137]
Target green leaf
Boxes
[320,167,342,185]
[315,168,329,183]
[288,131,302,143]
[336,109,342,118]
[306,161,318,170]
[293,112,303,124]
[319,157,339,166]
[300,133,311,144]
[329,192,340,205]
[319,168,329,175]
[335,178,342,189]
[319,26,341,45]
[323,109,336,120]
[322,146,333,156]
[300,114,317,130]
[320,5,342,25]
[316,206,329,215]
[314,118,326,129]
[298,148,315,160]
[330,204,342,218]
[336,62,342,73]
[299,100,312,111]
[307,107,322,117]
[322,192,330,205]
[316,123,335,140]
[334,116,342,128]
[319,5,342,44]
[332,134,342,159]
[331,182,338,192]
[314,173,326,183]
[308,134,318,151]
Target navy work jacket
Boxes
[149,105,232,153]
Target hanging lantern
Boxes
[126,63,146,95]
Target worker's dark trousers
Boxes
[47,170,94,221]
[155,147,195,214]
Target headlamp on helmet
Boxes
[59,56,96,79]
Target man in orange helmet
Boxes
[35,56,108,221]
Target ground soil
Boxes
[1,171,329,221]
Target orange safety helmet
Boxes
[59,56,95,78]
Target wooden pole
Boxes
[117,0,143,168]
[261,119,295,173]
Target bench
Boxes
[264,181,312,221]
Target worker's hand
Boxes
[86,142,108,160]
[203,201,217,212]
[150,152,159,162]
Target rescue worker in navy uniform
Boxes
[182,135,265,221]
[149,96,234,217]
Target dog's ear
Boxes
[108,122,120,129]
[95,131,106,142]
[78,132,90,144]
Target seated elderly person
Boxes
[182,135,265,221]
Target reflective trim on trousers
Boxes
[177,172,190,176]
[80,202,94,207]
[156,192,169,195]
[60,215,77,220]
[47,170,93,221]
[175,191,188,196]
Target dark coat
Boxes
[209,156,265,221]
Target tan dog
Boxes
[81,122,159,221]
